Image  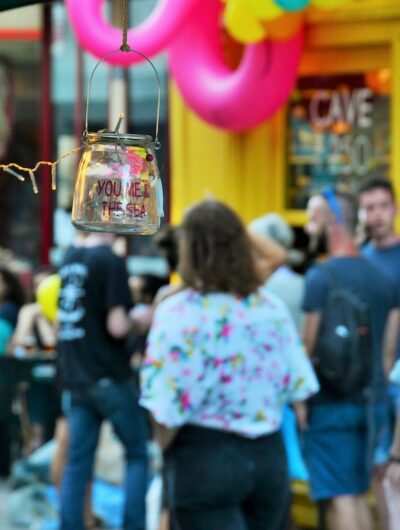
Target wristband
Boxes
[389,455,400,463]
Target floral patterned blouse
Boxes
[140,288,319,438]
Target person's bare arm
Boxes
[292,400,309,431]
[107,305,157,339]
[390,417,400,458]
[150,417,178,452]
[11,303,39,347]
[387,416,400,485]
[382,308,400,379]
[35,314,57,347]
[382,308,400,483]
[248,231,287,283]
[302,312,321,357]
[295,312,321,431]
[107,306,133,339]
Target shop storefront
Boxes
[169,0,400,233]
[1,0,399,262]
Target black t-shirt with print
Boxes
[57,245,133,390]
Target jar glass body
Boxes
[71,133,160,235]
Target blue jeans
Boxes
[165,425,289,530]
[60,377,148,530]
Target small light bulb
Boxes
[3,167,25,181]
[51,165,57,190]
[29,170,38,194]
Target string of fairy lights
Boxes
[0,0,135,195]
[0,146,83,193]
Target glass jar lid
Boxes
[86,131,153,147]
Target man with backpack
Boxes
[301,189,399,530]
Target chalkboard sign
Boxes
[286,70,390,209]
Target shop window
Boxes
[285,69,391,210]
[0,43,41,263]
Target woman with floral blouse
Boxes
[140,200,319,530]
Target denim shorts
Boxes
[303,401,389,501]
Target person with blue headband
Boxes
[301,188,399,530]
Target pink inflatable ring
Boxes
[65,0,201,66]
[168,0,304,131]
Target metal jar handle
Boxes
[83,48,161,148]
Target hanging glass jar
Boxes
[72,131,162,234]
[71,47,163,235]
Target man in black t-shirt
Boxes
[57,233,147,530]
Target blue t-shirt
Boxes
[303,256,397,402]
[362,242,400,360]
[0,301,19,355]
[0,301,19,328]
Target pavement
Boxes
[0,474,162,530]
[0,478,17,530]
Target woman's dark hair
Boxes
[0,266,26,307]
[154,225,180,272]
[179,200,261,296]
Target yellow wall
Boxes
[169,85,283,225]
[169,0,400,227]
